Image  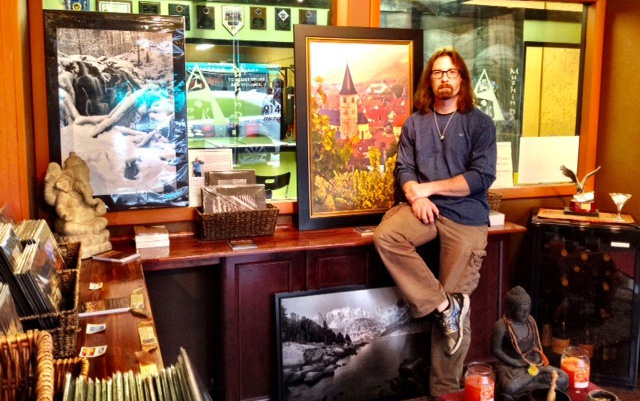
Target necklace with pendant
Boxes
[434,109,457,141]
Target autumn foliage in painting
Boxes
[309,77,397,213]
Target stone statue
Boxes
[44,152,112,258]
[491,286,569,401]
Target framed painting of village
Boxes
[275,286,430,400]
[43,11,189,211]
[294,25,423,230]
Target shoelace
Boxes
[437,297,461,334]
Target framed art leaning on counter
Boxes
[294,25,423,230]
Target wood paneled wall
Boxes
[0,0,33,221]
[593,0,640,221]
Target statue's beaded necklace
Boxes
[503,315,549,376]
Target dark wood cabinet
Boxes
[221,247,379,400]
[530,211,640,388]
[222,252,306,401]
[142,223,525,401]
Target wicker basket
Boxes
[487,191,503,212]
[19,244,81,359]
[0,330,55,401]
[196,204,279,241]
[53,357,88,399]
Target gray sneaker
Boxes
[434,293,470,356]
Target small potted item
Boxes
[586,389,619,401]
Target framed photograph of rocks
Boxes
[275,286,430,401]
[43,11,189,210]
[294,25,423,230]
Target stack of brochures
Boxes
[134,225,170,259]
[202,170,267,214]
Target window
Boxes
[381,0,601,198]
[42,0,334,204]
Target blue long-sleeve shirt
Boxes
[395,108,497,226]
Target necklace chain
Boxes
[434,110,457,141]
[503,315,549,371]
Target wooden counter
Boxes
[111,221,526,272]
[133,222,526,401]
[76,258,164,378]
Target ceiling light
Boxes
[195,44,215,51]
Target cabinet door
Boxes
[467,238,507,362]
[531,221,640,388]
[222,252,305,401]
[306,246,383,289]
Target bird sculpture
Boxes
[560,165,601,197]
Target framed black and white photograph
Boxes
[275,286,430,401]
[138,1,160,15]
[43,11,189,210]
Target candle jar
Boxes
[561,346,590,389]
[464,362,495,401]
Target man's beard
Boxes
[434,84,455,99]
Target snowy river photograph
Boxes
[44,12,188,209]
[276,287,430,401]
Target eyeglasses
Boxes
[431,69,460,79]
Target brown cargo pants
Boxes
[373,203,488,396]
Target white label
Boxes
[611,241,630,248]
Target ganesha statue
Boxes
[44,152,112,258]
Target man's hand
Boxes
[411,198,439,224]
[403,181,432,203]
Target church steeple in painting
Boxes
[339,64,358,138]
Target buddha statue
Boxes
[491,286,569,400]
[44,152,112,258]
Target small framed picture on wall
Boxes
[97,0,132,13]
[138,2,161,15]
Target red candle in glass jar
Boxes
[464,362,495,401]
[561,346,590,389]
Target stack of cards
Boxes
[134,226,170,260]
[1,223,64,329]
[202,170,267,214]
[62,348,207,401]
[15,219,67,271]
[0,283,23,336]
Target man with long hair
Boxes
[373,48,496,396]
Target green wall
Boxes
[43,1,329,43]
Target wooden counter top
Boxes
[77,258,164,378]
[111,222,526,272]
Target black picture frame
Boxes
[138,1,160,15]
[169,3,191,30]
[275,286,430,401]
[44,11,189,211]
[294,25,423,230]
